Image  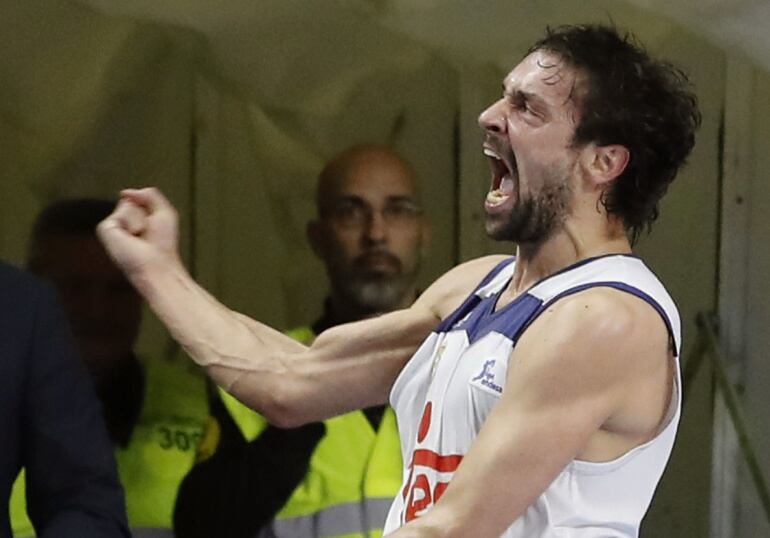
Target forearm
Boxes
[135,259,436,426]
[387,513,460,538]
[131,260,308,413]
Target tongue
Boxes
[499,174,515,194]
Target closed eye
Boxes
[505,90,542,120]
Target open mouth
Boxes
[483,146,517,207]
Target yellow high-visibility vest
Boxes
[10,357,209,538]
[218,326,403,538]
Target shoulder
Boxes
[0,261,56,324]
[0,260,43,294]
[520,286,669,373]
[548,286,663,334]
[416,255,512,320]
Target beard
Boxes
[344,275,413,312]
[332,252,420,313]
[486,169,573,245]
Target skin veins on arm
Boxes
[128,251,428,425]
[186,256,510,426]
[389,288,672,538]
[223,306,439,426]
[99,191,507,426]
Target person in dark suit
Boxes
[0,260,130,538]
[9,198,210,538]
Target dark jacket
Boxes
[0,262,129,538]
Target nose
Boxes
[478,99,507,134]
[363,210,388,244]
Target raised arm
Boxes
[389,287,674,537]
[97,188,497,426]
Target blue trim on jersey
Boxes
[531,252,640,287]
[434,291,482,334]
[466,293,543,344]
[516,281,679,356]
[434,257,515,334]
[434,289,544,345]
[434,255,671,352]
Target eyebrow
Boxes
[385,195,420,205]
[502,86,549,110]
[332,194,419,205]
[334,195,366,204]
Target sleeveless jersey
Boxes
[383,254,682,537]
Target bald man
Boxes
[173,145,431,538]
[310,145,429,321]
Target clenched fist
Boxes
[97,188,181,281]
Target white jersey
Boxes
[383,254,682,537]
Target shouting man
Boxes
[98,25,700,538]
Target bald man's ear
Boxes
[306,219,327,259]
[583,143,630,186]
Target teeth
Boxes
[486,191,507,205]
[483,148,500,159]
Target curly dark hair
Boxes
[529,24,701,243]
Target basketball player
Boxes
[98,24,700,537]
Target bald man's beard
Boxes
[333,261,420,314]
[346,275,412,313]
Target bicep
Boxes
[296,306,442,412]
[421,373,615,536]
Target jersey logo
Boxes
[470,359,503,394]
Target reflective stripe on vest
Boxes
[260,497,393,538]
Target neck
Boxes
[506,216,630,300]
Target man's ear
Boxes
[306,220,326,259]
[583,144,630,186]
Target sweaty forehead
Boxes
[504,50,582,106]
